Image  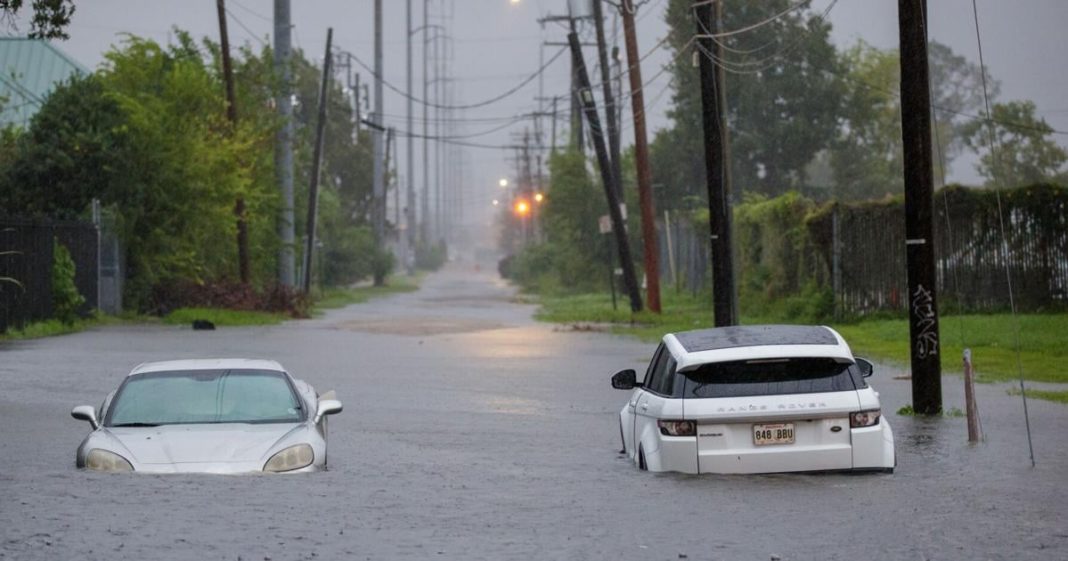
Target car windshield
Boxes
[681,357,862,399]
[105,369,303,426]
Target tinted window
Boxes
[646,351,676,396]
[682,358,860,399]
[106,369,302,426]
[642,345,665,388]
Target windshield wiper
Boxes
[110,422,161,427]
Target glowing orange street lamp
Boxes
[514,199,531,216]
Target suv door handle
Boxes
[639,403,649,411]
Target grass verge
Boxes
[1009,388,1068,405]
[0,313,120,342]
[312,274,422,313]
[533,290,1068,386]
[2,275,426,340]
[162,307,288,327]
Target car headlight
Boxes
[850,409,881,428]
[263,444,314,473]
[86,449,134,472]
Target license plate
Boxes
[753,423,795,446]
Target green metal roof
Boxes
[0,38,88,128]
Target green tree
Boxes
[830,41,902,200]
[962,100,1068,188]
[653,0,844,204]
[512,150,609,292]
[831,40,1000,199]
[0,74,131,218]
[0,0,75,39]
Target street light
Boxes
[492,199,500,206]
[499,178,509,188]
[514,199,530,216]
[534,192,544,203]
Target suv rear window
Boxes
[681,357,864,399]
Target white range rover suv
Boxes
[611,325,895,474]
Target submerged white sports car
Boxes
[611,325,895,474]
[72,359,342,474]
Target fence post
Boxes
[963,348,981,443]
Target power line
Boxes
[349,46,568,110]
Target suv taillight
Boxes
[658,420,696,437]
[850,409,881,428]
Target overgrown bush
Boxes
[415,240,447,271]
[149,280,310,318]
[51,239,85,324]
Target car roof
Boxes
[663,325,854,371]
[129,358,286,376]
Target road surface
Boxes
[2,265,1066,560]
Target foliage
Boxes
[654,0,843,203]
[150,279,310,318]
[1009,388,1068,405]
[830,42,903,200]
[0,0,75,39]
[535,285,1068,386]
[830,40,996,200]
[510,150,612,293]
[733,192,824,307]
[51,238,84,324]
[835,312,1068,384]
[961,101,1068,188]
[0,313,110,342]
[414,240,447,271]
[0,74,131,219]
[161,307,288,327]
[0,31,390,311]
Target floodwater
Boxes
[2,265,1066,560]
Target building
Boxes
[0,37,87,128]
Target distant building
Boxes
[0,37,88,128]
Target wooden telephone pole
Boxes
[694,0,737,326]
[898,0,942,414]
[568,31,643,313]
[620,0,662,313]
[216,0,250,284]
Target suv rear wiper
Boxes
[110,422,161,427]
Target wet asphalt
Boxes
[1,264,1066,561]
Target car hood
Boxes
[105,423,302,466]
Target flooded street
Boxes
[2,266,1066,560]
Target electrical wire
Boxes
[228,0,273,24]
[969,0,1034,467]
[348,46,568,110]
[691,0,813,40]
[225,7,268,48]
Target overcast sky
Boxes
[14,0,1068,230]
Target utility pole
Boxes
[422,0,431,247]
[694,0,737,326]
[621,0,661,313]
[302,28,333,295]
[216,0,250,284]
[569,31,643,313]
[592,0,622,201]
[372,0,386,245]
[898,0,943,414]
[405,0,415,274]
[273,0,295,287]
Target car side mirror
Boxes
[855,358,874,378]
[314,399,343,424]
[611,369,639,390]
[72,405,99,430]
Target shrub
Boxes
[51,239,85,324]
